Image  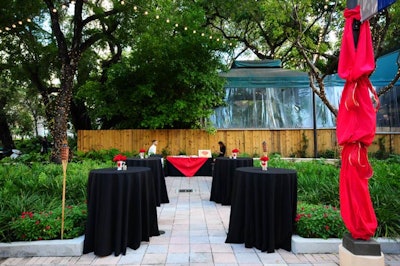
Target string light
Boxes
[0,0,233,48]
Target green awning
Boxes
[220,60,310,88]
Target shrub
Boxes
[10,203,87,241]
[295,202,348,239]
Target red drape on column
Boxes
[337,5,379,240]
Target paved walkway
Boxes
[1,176,399,265]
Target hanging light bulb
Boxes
[166,19,170,23]
[156,15,160,19]
[184,26,188,30]
[192,30,196,34]
[133,6,137,11]
[120,0,125,5]
[26,18,32,22]
[175,23,179,27]
[18,21,23,25]
[52,8,57,13]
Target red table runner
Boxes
[166,156,208,177]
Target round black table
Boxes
[225,167,297,253]
[83,167,160,256]
[126,157,169,205]
[210,157,253,205]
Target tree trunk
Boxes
[0,101,15,153]
[49,64,75,163]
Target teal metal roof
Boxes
[326,49,400,87]
[371,49,400,87]
[220,60,310,88]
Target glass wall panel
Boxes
[376,85,400,132]
[211,85,399,131]
[211,87,340,129]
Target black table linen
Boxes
[225,167,297,253]
[210,157,253,205]
[83,167,160,256]
[126,157,169,205]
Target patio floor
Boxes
[1,175,399,265]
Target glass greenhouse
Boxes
[211,51,400,132]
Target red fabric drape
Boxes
[166,157,208,177]
[336,6,379,240]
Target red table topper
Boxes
[166,156,208,177]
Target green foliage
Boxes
[10,203,87,241]
[178,150,187,155]
[371,137,390,159]
[318,149,339,159]
[295,202,348,239]
[161,146,171,157]
[369,158,400,237]
[268,157,400,238]
[296,132,309,158]
[76,0,230,130]
[0,159,109,242]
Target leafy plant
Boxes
[295,202,348,239]
[10,203,87,241]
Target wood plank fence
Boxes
[77,129,400,157]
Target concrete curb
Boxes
[0,235,84,257]
[292,235,400,254]
[0,235,398,257]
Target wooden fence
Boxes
[77,129,400,157]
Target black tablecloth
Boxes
[225,167,297,253]
[210,157,253,205]
[83,167,160,256]
[165,157,213,176]
[126,157,169,205]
